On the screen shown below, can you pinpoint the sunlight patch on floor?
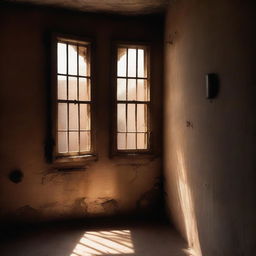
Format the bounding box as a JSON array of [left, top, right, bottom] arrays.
[[70, 230, 134, 256]]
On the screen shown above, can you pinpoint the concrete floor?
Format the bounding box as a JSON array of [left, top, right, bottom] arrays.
[[0, 220, 190, 256]]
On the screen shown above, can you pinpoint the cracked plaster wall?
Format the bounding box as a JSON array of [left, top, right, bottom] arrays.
[[0, 3, 164, 222]]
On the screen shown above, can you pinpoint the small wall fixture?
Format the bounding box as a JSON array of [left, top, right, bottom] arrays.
[[206, 73, 219, 99]]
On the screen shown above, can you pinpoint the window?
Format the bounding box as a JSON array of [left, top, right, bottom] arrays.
[[56, 37, 93, 158], [115, 44, 150, 152]]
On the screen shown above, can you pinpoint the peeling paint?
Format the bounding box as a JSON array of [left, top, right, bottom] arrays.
[[0, 5, 163, 222], [101, 199, 118, 214], [39, 201, 58, 209], [15, 205, 40, 221], [186, 121, 194, 128], [72, 197, 88, 215]]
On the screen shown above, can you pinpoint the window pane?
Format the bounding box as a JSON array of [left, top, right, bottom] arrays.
[[128, 49, 136, 77], [79, 78, 90, 101], [69, 132, 79, 152], [117, 133, 126, 149], [116, 45, 150, 152], [57, 43, 67, 74], [117, 78, 126, 100], [58, 132, 68, 153], [58, 75, 67, 100], [58, 103, 67, 130], [137, 79, 149, 101], [127, 79, 136, 101], [127, 104, 136, 132], [80, 104, 90, 130], [117, 48, 127, 77], [68, 77, 77, 100], [78, 46, 89, 76], [68, 45, 77, 75], [137, 133, 147, 149], [80, 131, 91, 152], [138, 49, 147, 78], [137, 104, 147, 132], [69, 103, 79, 130], [127, 133, 136, 149], [117, 104, 126, 132], [57, 39, 92, 156]]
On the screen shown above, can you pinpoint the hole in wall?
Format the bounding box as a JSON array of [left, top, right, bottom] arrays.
[[9, 169, 23, 183]]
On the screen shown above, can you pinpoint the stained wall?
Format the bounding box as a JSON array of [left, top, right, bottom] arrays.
[[0, 3, 164, 222], [164, 0, 256, 255]]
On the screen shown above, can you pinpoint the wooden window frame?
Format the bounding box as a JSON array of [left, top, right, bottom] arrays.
[[51, 33, 97, 164], [111, 41, 153, 156]]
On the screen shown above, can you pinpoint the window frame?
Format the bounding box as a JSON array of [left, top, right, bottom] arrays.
[[111, 41, 153, 156], [51, 33, 97, 163]]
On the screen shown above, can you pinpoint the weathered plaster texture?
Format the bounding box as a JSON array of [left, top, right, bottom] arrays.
[[164, 0, 256, 255], [0, 4, 164, 222]]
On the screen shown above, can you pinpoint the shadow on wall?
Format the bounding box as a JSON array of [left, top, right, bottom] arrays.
[[174, 150, 202, 256]]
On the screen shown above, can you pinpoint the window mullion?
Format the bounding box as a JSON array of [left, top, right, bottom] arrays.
[[135, 48, 138, 149], [66, 43, 70, 153], [77, 44, 81, 153], [125, 48, 128, 149]]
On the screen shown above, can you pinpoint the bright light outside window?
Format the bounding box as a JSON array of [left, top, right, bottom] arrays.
[[116, 45, 150, 151], [57, 38, 92, 156]]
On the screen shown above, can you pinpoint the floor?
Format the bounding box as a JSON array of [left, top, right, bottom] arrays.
[[0, 220, 190, 256]]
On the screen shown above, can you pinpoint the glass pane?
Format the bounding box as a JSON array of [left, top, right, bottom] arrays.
[[78, 46, 89, 76], [58, 103, 67, 130], [117, 48, 127, 77], [128, 48, 136, 77], [80, 104, 90, 130], [117, 104, 126, 132], [128, 79, 136, 101], [127, 133, 136, 149], [68, 44, 77, 75], [79, 78, 90, 101], [137, 104, 147, 132], [58, 75, 67, 100], [127, 104, 136, 132], [117, 133, 126, 150], [137, 133, 147, 149], [137, 79, 149, 101], [68, 77, 77, 100], [117, 78, 126, 100], [138, 49, 147, 78], [69, 132, 79, 152], [80, 131, 91, 152], [58, 132, 68, 153], [69, 103, 79, 130], [57, 43, 67, 74]]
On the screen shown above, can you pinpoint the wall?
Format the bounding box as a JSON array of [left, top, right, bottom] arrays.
[[0, 3, 164, 222], [164, 0, 256, 255]]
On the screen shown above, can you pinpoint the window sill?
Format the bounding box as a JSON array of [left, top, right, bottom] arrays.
[[53, 154, 98, 168], [110, 152, 159, 160]]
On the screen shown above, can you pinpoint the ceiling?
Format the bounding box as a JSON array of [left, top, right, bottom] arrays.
[[7, 0, 169, 15]]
